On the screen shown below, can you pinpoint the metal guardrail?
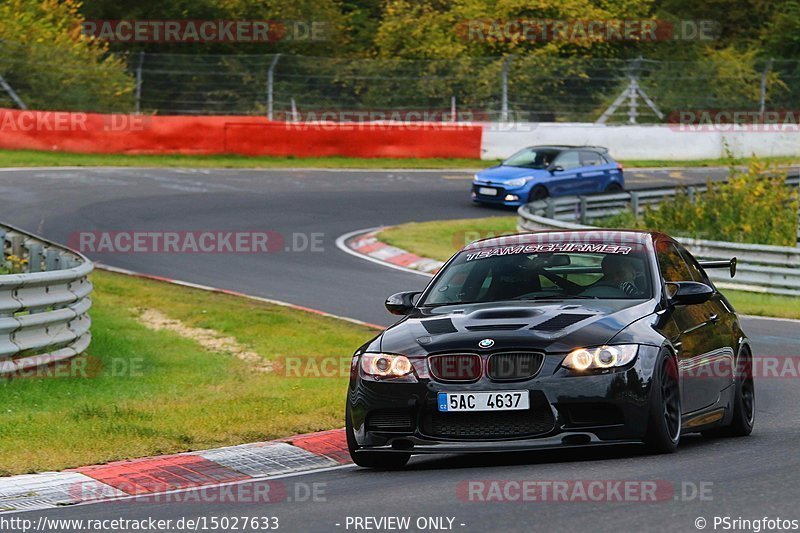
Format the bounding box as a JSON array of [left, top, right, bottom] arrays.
[[532, 176, 800, 239], [0, 223, 93, 377], [517, 176, 800, 297]]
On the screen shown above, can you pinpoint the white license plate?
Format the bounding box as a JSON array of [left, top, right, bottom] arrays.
[[438, 391, 529, 412], [478, 187, 498, 196]]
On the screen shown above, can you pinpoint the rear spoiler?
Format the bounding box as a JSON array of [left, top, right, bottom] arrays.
[[698, 258, 737, 278]]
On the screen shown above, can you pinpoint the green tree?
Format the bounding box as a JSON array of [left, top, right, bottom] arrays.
[[0, 0, 133, 111]]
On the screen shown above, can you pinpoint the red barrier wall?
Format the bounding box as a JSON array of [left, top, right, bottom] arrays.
[[0, 109, 482, 159]]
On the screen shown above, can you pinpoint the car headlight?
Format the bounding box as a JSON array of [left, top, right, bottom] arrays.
[[561, 345, 639, 371], [505, 177, 533, 188], [360, 353, 418, 382]]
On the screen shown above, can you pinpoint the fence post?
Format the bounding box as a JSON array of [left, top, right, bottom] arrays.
[[545, 198, 555, 219], [630, 191, 640, 217], [0, 74, 27, 110], [134, 51, 145, 115], [267, 53, 282, 121], [759, 58, 773, 116], [501, 56, 512, 122], [10, 235, 23, 259], [28, 244, 43, 273], [579, 197, 588, 224], [45, 249, 60, 271], [796, 178, 800, 246]]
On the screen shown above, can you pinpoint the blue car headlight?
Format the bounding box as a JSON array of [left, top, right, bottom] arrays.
[[505, 177, 534, 188]]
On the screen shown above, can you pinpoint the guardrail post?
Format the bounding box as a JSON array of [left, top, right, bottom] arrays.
[[28, 244, 43, 273], [579, 197, 588, 224], [10, 235, 23, 260], [45, 249, 61, 271], [630, 192, 640, 217], [545, 198, 555, 219], [687, 186, 695, 204]]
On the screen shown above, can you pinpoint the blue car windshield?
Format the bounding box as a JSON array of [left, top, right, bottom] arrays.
[[503, 148, 560, 169]]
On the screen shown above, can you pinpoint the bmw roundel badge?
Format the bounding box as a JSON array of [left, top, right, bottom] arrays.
[[478, 338, 495, 349]]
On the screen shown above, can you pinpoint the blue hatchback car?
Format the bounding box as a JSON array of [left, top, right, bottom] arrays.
[[472, 145, 624, 207]]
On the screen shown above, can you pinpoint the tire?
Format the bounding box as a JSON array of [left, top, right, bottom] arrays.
[[605, 182, 623, 193], [702, 349, 755, 438], [528, 186, 548, 202], [346, 402, 410, 469], [644, 349, 681, 454]]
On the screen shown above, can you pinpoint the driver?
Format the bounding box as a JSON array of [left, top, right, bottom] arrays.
[[599, 254, 641, 296]]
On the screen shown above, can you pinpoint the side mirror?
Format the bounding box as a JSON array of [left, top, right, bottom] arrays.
[[548, 165, 564, 174], [385, 291, 421, 315], [666, 281, 714, 306]]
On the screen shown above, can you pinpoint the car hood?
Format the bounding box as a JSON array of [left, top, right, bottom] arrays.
[[476, 165, 550, 183], [379, 299, 658, 356]]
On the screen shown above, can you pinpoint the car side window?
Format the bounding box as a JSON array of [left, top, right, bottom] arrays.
[[553, 150, 582, 170], [678, 247, 712, 285], [656, 241, 693, 282], [580, 151, 604, 166]]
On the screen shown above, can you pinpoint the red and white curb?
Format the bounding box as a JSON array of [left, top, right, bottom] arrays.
[[335, 227, 443, 277], [0, 429, 349, 513], [0, 266, 374, 514]]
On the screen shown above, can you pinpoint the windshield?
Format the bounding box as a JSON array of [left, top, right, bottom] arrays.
[[502, 148, 560, 169], [420, 243, 653, 306]]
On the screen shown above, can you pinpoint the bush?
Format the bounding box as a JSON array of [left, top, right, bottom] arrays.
[[596, 160, 799, 246], [0, 0, 134, 112]]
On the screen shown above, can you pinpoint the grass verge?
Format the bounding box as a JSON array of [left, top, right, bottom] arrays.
[[0, 269, 376, 476], [0, 149, 490, 170], [379, 217, 800, 320], [380, 216, 518, 261], [620, 156, 800, 168], [0, 149, 798, 170]]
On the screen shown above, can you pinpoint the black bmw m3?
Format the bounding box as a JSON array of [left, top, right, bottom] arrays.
[[346, 230, 755, 468]]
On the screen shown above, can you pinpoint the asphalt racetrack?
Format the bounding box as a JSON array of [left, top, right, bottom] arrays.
[[2, 165, 798, 532]]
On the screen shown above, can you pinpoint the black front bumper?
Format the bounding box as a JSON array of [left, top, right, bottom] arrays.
[[347, 346, 658, 454]]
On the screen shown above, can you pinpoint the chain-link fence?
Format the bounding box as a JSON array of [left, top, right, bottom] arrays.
[[1, 40, 798, 123]]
